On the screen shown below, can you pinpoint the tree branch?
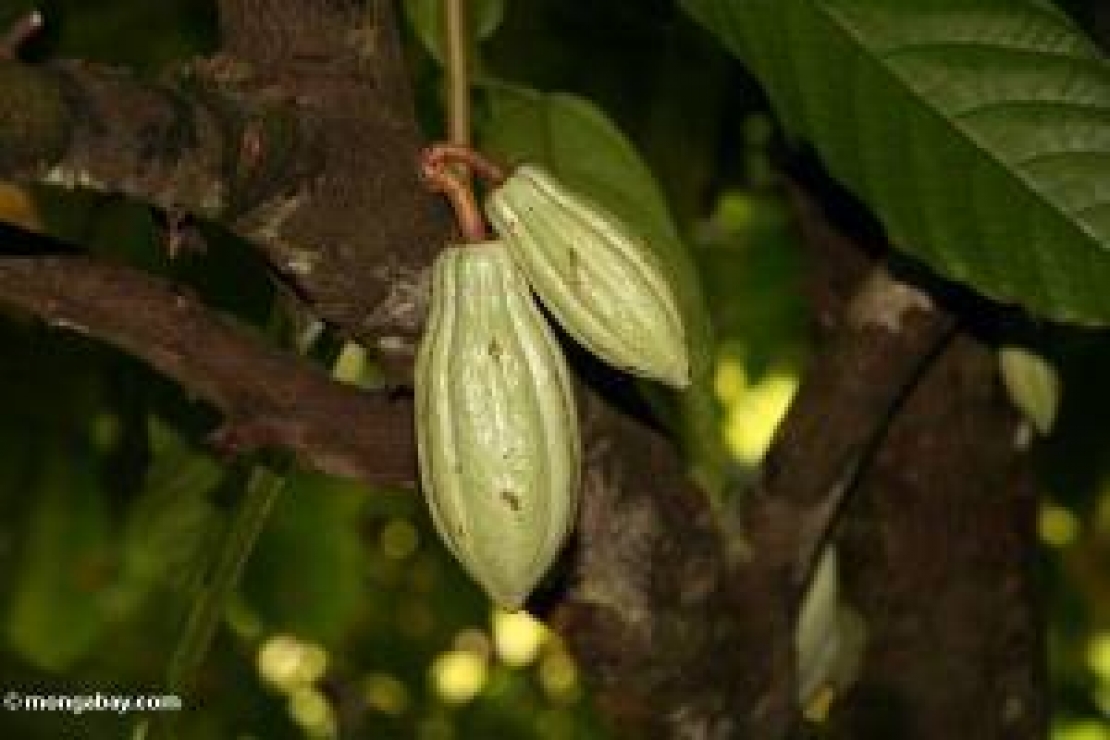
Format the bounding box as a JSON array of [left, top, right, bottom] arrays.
[[830, 333, 1047, 739], [725, 260, 957, 736], [0, 230, 415, 485], [211, 0, 453, 346], [0, 0, 452, 349], [0, 58, 284, 218]]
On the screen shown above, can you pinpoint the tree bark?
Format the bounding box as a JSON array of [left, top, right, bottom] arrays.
[[830, 333, 1047, 739], [0, 247, 416, 484]]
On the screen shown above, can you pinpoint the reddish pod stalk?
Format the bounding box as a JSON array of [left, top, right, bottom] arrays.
[[421, 143, 508, 187], [419, 156, 488, 243]]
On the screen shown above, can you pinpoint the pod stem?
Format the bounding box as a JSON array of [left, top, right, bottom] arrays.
[[420, 155, 488, 242], [443, 0, 471, 153], [422, 143, 507, 186]]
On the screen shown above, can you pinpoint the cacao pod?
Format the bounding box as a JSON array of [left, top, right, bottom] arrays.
[[415, 241, 581, 610], [485, 164, 691, 388]]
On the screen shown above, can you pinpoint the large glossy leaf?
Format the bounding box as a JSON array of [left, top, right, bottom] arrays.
[[683, 0, 1110, 324], [477, 85, 728, 494]]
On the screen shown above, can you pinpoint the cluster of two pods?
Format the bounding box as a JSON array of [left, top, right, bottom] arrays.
[[415, 164, 690, 609]]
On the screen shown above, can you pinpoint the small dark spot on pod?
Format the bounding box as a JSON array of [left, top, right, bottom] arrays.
[[500, 490, 521, 512], [567, 248, 583, 289]]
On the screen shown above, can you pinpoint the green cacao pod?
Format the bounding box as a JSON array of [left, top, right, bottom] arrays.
[[484, 164, 691, 389], [415, 241, 581, 610]]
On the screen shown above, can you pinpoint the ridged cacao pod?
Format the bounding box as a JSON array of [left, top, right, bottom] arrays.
[[415, 241, 581, 610], [485, 164, 690, 388]]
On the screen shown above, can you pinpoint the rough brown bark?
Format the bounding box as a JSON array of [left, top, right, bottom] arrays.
[[0, 0, 444, 479], [0, 250, 416, 484], [829, 333, 1047, 739], [212, 0, 452, 346], [785, 185, 1045, 738], [1, 1, 450, 347]]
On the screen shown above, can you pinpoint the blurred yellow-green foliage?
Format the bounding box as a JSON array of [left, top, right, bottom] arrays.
[[0, 1, 1109, 738]]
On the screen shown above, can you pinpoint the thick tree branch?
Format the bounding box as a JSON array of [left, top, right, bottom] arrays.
[[0, 1, 447, 481], [744, 261, 957, 576], [0, 238, 415, 485], [0, 0, 451, 349], [724, 261, 957, 736], [212, 0, 452, 346], [555, 392, 743, 738], [831, 333, 1047, 739], [0, 58, 284, 218]]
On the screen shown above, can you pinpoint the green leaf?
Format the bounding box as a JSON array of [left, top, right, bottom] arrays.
[[404, 0, 505, 63], [998, 345, 1061, 435], [683, 0, 1110, 324], [240, 473, 366, 645], [122, 419, 224, 595], [476, 84, 728, 495], [5, 451, 114, 670]]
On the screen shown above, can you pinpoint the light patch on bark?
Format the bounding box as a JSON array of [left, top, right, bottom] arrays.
[[1003, 695, 1025, 724], [49, 317, 89, 335], [199, 188, 226, 218], [349, 24, 379, 61], [573, 455, 655, 628], [376, 335, 413, 355], [849, 269, 934, 333], [668, 704, 736, 740], [283, 248, 319, 277], [1013, 420, 1034, 451], [174, 177, 226, 219], [40, 164, 108, 192], [363, 259, 430, 336], [244, 190, 308, 244]]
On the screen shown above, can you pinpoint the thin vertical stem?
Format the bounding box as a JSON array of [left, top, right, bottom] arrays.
[[443, 0, 471, 150], [137, 464, 287, 740], [165, 467, 286, 692]]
